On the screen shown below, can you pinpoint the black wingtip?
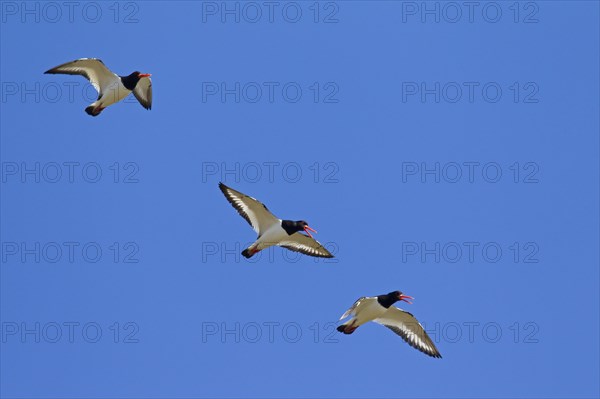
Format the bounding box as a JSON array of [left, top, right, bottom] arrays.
[[241, 249, 252, 258], [317, 250, 335, 259]]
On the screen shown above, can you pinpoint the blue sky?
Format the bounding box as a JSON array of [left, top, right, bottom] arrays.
[[1, 1, 599, 398]]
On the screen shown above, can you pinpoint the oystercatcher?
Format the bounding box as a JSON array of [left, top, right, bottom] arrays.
[[337, 291, 442, 358], [218, 182, 334, 259], [44, 58, 152, 116]]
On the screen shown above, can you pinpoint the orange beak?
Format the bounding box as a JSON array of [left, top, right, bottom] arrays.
[[399, 294, 414, 305], [304, 226, 317, 238], [139, 73, 152, 78]]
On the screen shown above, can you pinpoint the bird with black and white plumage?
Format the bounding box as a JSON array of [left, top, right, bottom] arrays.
[[44, 58, 151, 116], [218, 182, 334, 259], [337, 291, 442, 358]]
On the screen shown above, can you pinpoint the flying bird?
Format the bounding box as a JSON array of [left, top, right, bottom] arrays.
[[218, 182, 334, 259], [44, 58, 152, 116], [337, 291, 442, 358]]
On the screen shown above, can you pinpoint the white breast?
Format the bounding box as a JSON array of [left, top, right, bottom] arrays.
[[255, 221, 287, 250], [354, 300, 388, 326], [98, 80, 131, 107]]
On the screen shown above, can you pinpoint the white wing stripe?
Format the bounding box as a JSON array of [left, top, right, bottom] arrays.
[[133, 77, 152, 109], [374, 307, 442, 358], [219, 183, 279, 235], [279, 233, 334, 258], [45, 58, 118, 96]]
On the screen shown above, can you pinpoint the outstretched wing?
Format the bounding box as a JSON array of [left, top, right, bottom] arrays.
[[339, 296, 372, 320], [279, 233, 334, 258], [44, 58, 117, 98], [133, 77, 152, 109], [374, 307, 442, 358], [219, 182, 279, 235]]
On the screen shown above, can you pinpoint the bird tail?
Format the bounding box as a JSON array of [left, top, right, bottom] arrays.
[[241, 248, 252, 258], [85, 105, 102, 117], [337, 321, 357, 335], [241, 246, 259, 259]]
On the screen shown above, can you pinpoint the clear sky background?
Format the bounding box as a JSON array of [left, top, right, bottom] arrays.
[[1, 1, 599, 398]]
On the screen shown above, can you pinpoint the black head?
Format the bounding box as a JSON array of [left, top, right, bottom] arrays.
[[298, 220, 309, 229], [389, 290, 401, 298], [281, 220, 318, 237], [120, 71, 152, 90], [377, 290, 414, 308]]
